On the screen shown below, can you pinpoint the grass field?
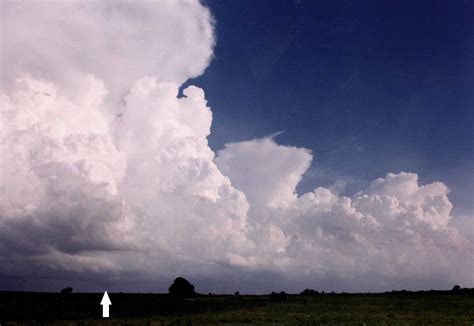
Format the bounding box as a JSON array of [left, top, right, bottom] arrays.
[[1, 291, 473, 325]]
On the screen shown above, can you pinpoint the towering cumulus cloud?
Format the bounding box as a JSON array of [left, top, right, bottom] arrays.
[[0, 0, 471, 292]]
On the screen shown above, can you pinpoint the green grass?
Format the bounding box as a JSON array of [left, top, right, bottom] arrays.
[[1, 292, 473, 325]]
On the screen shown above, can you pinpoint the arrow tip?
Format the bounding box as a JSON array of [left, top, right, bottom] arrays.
[[101, 291, 112, 305]]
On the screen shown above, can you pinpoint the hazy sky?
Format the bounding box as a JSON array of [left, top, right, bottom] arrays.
[[0, 0, 472, 293]]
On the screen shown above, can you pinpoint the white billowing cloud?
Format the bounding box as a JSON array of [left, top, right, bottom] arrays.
[[0, 0, 223, 281], [116, 77, 252, 263], [216, 138, 472, 288], [1, 0, 214, 102], [360, 172, 453, 228], [0, 0, 472, 292], [215, 138, 312, 212], [0, 77, 131, 258], [0, 73, 253, 278]]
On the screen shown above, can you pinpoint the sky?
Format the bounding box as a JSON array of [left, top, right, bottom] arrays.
[[195, 0, 473, 219], [0, 0, 472, 294]]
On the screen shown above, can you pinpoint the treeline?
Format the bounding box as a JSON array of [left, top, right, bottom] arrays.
[[60, 278, 474, 298]]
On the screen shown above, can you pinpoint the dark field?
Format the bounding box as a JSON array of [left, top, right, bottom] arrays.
[[1, 291, 473, 325]]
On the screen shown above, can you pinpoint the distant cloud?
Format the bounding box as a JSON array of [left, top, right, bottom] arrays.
[[216, 138, 312, 211], [216, 140, 471, 289], [0, 0, 471, 292]]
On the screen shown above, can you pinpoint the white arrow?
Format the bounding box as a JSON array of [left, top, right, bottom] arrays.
[[100, 291, 112, 318]]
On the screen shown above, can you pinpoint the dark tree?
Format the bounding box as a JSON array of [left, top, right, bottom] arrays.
[[60, 287, 73, 294], [300, 288, 319, 296], [269, 291, 288, 300], [452, 285, 461, 291], [168, 277, 196, 297]]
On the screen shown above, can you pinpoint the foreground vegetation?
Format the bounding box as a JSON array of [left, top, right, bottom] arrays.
[[1, 290, 473, 325]]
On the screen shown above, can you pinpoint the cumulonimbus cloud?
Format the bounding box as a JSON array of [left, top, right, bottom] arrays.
[[0, 0, 471, 292]]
